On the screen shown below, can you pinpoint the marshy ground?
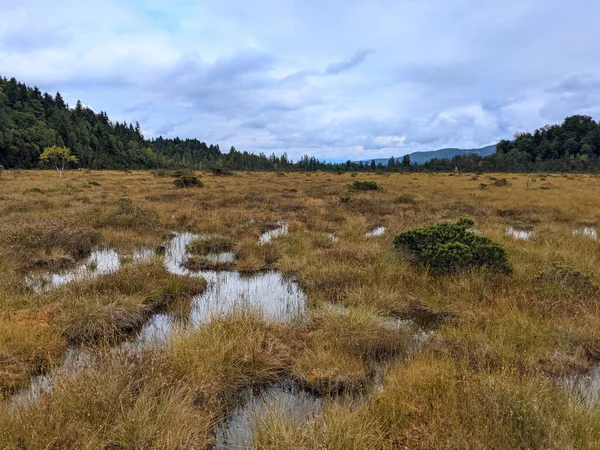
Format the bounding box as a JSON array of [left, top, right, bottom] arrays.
[[1, 170, 600, 448]]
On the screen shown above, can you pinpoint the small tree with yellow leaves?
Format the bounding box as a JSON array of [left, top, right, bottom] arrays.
[[40, 146, 78, 177]]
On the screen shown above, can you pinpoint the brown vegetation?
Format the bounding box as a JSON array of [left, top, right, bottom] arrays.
[[1, 170, 600, 448]]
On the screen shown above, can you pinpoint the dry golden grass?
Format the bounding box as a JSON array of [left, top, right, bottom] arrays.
[[0, 350, 217, 449], [0, 308, 65, 394], [1, 170, 600, 447], [168, 313, 295, 411]]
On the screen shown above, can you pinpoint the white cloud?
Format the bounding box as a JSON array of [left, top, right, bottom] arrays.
[[1, 0, 600, 160]]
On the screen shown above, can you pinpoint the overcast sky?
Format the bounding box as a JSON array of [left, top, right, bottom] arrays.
[[1, 0, 599, 161]]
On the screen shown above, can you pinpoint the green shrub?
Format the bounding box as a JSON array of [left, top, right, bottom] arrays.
[[394, 219, 511, 274], [349, 181, 380, 191], [174, 175, 203, 188], [493, 178, 511, 187], [211, 167, 234, 176]]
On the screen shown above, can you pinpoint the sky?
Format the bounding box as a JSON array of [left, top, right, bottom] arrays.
[[1, 0, 600, 161]]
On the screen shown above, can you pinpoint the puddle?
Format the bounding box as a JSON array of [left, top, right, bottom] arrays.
[[164, 232, 199, 276], [134, 313, 186, 345], [215, 380, 322, 450], [16, 230, 307, 403], [213, 306, 428, 448], [205, 252, 237, 263], [506, 226, 534, 240], [259, 221, 288, 244], [559, 367, 600, 408], [9, 348, 92, 408], [139, 270, 306, 344], [137, 232, 305, 343], [14, 227, 428, 443], [572, 227, 598, 240], [366, 227, 386, 238], [23, 231, 306, 347], [191, 271, 304, 324], [133, 247, 157, 263], [26, 248, 120, 293]]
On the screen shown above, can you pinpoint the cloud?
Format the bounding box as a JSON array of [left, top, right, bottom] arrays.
[[2, 27, 72, 53], [1, 0, 599, 160], [325, 49, 372, 75], [545, 73, 600, 95], [540, 74, 600, 121]]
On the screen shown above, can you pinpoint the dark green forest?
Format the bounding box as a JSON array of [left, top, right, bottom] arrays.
[[1, 75, 600, 173], [0, 76, 200, 170], [421, 115, 600, 173]]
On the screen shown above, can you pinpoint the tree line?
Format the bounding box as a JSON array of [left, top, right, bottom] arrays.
[[2, 75, 600, 173]]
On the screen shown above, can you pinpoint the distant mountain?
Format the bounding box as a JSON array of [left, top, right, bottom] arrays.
[[361, 145, 497, 166]]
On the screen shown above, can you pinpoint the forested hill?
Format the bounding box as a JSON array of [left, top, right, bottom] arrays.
[[361, 145, 497, 166], [0, 76, 221, 170], [423, 115, 600, 172], [2, 75, 600, 172], [497, 115, 600, 161]]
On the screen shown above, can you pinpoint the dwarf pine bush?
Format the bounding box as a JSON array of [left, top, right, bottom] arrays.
[[349, 181, 379, 191], [174, 174, 203, 188], [394, 218, 511, 274], [493, 178, 511, 187], [211, 167, 235, 176]]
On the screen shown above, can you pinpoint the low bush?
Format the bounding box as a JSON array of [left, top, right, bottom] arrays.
[[349, 181, 380, 191], [394, 219, 512, 274], [173, 174, 203, 188], [493, 178, 511, 187], [211, 167, 235, 176]]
